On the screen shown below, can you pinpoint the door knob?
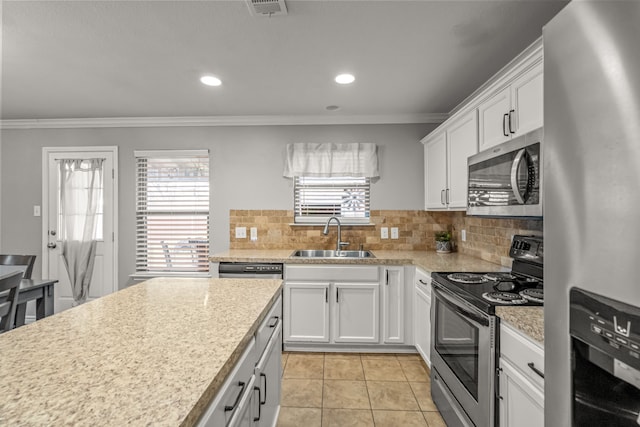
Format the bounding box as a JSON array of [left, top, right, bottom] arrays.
[[47, 242, 57, 249]]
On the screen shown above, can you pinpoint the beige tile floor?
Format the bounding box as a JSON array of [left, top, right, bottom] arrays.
[[277, 352, 447, 427]]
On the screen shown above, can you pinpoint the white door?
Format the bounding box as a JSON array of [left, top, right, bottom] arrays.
[[511, 62, 544, 138], [499, 360, 544, 427], [414, 284, 432, 367], [333, 282, 379, 343], [447, 110, 478, 208], [43, 147, 118, 313], [478, 86, 511, 151], [283, 282, 330, 343], [382, 266, 405, 344], [424, 132, 448, 209]]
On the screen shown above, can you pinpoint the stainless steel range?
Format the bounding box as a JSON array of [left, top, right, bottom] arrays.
[[430, 235, 543, 427]]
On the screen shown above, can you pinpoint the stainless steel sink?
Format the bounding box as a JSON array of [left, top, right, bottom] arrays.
[[290, 249, 375, 259]]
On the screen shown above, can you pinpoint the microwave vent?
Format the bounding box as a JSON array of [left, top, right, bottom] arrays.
[[246, 0, 288, 16]]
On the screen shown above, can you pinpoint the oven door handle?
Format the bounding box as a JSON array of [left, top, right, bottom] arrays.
[[433, 285, 490, 327]]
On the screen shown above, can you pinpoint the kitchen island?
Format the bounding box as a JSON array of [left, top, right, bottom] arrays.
[[0, 277, 282, 426]]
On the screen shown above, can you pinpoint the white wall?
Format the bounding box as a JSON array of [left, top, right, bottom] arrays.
[[0, 122, 435, 287]]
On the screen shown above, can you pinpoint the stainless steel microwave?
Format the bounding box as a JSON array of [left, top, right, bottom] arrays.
[[467, 128, 542, 217]]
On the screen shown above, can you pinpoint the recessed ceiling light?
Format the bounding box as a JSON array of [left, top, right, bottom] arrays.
[[326, 105, 340, 111], [200, 75, 222, 87], [335, 73, 355, 85]]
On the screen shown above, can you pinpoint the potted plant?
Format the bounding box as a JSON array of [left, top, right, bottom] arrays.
[[435, 230, 452, 253]]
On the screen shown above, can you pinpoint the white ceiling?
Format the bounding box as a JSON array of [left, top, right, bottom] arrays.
[[1, 0, 568, 123]]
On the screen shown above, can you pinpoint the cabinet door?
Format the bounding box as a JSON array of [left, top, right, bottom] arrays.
[[255, 322, 282, 427], [447, 110, 478, 208], [510, 62, 543, 138], [382, 266, 405, 344], [333, 282, 379, 343], [424, 132, 448, 209], [284, 282, 330, 343], [499, 359, 544, 427], [478, 86, 511, 151], [414, 284, 431, 367]]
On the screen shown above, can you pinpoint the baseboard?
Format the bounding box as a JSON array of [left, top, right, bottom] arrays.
[[283, 343, 418, 353]]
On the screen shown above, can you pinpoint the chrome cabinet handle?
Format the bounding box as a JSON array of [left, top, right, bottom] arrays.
[[510, 148, 527, 204], [446, 188, 450, 204], [440, 189, 445, 205], [527, 362, 545, 379], [508, 109, 515, 134], [503, 113, 509, 137], [47, 242, 57, 249], [325, 288, 328, 303]]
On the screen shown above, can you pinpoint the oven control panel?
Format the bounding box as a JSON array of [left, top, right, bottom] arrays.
[[509, 235, 543, 263], [570, 288, 640, 368]]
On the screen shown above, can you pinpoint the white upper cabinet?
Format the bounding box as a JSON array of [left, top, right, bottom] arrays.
[[478, 86, 512, 150], [447, 111, 479, 208], [478, 60, 543, 151], [422, 38, 543, 212], [423, 109, 478, 210], [510, 61, 544, 138], [424, 131, 447, 209]]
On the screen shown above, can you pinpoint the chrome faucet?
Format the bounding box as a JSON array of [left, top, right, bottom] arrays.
[[323, 216, 349, 252]]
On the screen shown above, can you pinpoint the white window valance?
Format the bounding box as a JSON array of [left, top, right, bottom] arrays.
[[283, 143, 379, 178]]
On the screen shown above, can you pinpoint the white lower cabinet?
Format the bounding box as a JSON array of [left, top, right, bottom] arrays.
[[198, 296, 282, 427], [284, 279, 379, 345], [382, 266, 405, 344], [283, 282, 330, 342], [498, 322, 544, 427], [498, 358, 544, 427], [413, 268, 431, 367], [333, 282, 379, 343], [284, 264, 416, 349]]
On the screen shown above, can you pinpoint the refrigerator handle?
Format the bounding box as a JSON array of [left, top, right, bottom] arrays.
[[510, 148, 528, 204]]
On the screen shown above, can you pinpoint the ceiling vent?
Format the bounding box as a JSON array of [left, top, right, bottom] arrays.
[[246, 0, 288, 16]]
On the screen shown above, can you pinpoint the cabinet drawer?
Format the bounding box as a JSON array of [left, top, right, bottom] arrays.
[[255, 296, 282, 358], [500, 322, 544, 390], [285, 265, 379, 282]]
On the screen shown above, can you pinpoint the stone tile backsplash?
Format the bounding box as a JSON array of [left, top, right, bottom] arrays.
[[229, 210, 542, 267]]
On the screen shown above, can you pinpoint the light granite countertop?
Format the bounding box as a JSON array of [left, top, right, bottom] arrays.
[[495, 306, 544, 345], [209, 249, 508, 274], [0, 277, 282, 427]]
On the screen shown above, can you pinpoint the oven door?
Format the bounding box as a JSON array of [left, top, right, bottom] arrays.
[[431, 284, 496, 427], [467, 128, 542, 217]]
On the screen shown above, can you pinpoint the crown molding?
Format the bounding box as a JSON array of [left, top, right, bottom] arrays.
[[0, 113, 448, 130]]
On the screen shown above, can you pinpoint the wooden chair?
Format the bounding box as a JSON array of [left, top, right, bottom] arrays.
[[0, 271, 23, 333], [0, 254, 37, 279]]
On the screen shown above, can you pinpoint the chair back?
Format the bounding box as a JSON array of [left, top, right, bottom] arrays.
[[0, 271, 23, 333], [0, 254, 37, 279]]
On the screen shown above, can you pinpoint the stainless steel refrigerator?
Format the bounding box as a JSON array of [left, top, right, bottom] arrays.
[[544, 1, 640, 426]]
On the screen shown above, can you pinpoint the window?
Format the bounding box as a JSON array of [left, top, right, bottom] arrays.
[[135, 150, 209, 273], [294, 176, 370, 224]]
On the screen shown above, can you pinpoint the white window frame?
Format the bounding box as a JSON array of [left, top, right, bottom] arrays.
[[293, 176, 371, 225], [134, 149, 210, 275]]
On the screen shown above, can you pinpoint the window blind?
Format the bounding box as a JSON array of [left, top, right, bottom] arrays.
[[135, 150, 209, 273], [294, 176, 370, 224]]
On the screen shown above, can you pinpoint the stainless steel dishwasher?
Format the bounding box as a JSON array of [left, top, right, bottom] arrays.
[[218, 262, 283, 279]]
